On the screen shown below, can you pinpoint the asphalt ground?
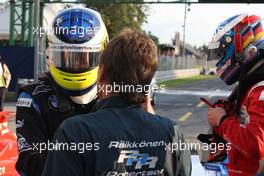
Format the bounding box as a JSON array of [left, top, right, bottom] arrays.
[[154, 78, 235, 146]]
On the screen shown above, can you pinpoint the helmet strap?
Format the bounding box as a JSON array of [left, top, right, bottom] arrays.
[[250, 57, 264, 72]]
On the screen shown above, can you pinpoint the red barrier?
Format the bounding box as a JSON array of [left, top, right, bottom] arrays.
[[0, 112, 19, 176]]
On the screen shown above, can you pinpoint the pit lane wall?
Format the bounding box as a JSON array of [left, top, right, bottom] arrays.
[[155, 69, 200, 82]]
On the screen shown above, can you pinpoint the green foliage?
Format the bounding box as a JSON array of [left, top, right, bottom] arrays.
[[82, 1, 148, 39], [145, 31, 159, 47], [158, 44, 168, 51], [158, 75, 216, 88]]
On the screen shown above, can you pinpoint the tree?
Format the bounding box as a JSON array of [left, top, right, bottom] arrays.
[[82, 1, 148, 39], [158, 44, 168, 51], [145, 31, 159, 47]]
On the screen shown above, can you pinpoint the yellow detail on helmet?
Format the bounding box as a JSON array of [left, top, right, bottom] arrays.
[[101, 31, 108, 50], [243, 35, 254, 48], [49, 64, 98, 91], [255, 31, 264, 42]]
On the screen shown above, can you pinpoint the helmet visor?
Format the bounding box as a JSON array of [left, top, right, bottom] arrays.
[[208, 46, 226, 63], [49, 50, 100, 73]]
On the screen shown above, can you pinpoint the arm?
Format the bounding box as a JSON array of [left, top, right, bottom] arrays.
[[16, 92, 48, 176], [42, 120, 85, 176], [3, 64, 11, 88], [170, 124, 191, 176], [258, 159, 264, 175], [214, 86, 264, 159]]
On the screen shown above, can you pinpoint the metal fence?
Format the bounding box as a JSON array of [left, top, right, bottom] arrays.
[[157, 55, 217, 71]]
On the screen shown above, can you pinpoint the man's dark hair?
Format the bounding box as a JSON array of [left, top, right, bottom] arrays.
[[99, 28, 158, 104]]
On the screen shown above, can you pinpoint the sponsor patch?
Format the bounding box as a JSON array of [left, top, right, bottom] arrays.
[[48, 95, 59, 111], [106, 150, 162, 175], [32, 84, 52, 95], [16, 98, 32, 108], [17, 134, 32, 153], [16, 119, 24, 129], [259, 91, 264, 101], [117, 150, 158, 169]]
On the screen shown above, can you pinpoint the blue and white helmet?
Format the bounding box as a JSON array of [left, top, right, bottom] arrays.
[[46, 7, 108, 104]]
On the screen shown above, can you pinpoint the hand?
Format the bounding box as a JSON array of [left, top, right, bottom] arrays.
[[142, 94, 156, 114], [207, 107, 226, 127], [258, 159, 264, 174]]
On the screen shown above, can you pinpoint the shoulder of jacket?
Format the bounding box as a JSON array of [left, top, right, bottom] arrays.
[[16, 91, 41, 112], [19, 80, 53, 97], [247, 80, 264, 97], [17, 81, 57, 113]]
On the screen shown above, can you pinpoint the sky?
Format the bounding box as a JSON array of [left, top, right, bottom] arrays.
[[142, 4, 264, 47]]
